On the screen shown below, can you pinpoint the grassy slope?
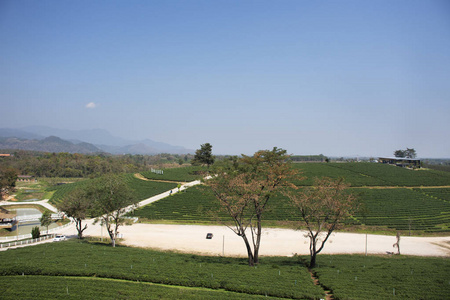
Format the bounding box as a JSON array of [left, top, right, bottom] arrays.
[[0, 240, 323, 299], [0, 276, 281, 300], [132, 185, 450, 233], [140, 166, 206, 182], [314, 254, 450, 300], [49, 174, 177, 205], [133, 163, 450, 233], [292, 162, 450, 187], [0, 240, 448, 299]]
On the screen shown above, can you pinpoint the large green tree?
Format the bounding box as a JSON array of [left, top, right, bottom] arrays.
[[57, 187, 92, 239], [206, 147, 296, 266], [89, 174, 137, 247], [192, 143, 215, 167]]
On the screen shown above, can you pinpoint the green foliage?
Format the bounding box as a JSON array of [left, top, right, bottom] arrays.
[[0, 149, 193, 179], [0, 240, 324, 299], [0, 276, 280, 300], [0, 166, 18, 198], [314, 254, 450, 299], [394, 148, 417, 158], [290, 154, 328, 162], [192, 143, 215, 167], [31, 226, 40, 239], [57, 187, 92, 239], [40, 210, 52, 229], [140, 166, 206, 182]]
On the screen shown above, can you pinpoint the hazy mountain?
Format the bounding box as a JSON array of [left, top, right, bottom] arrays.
[[99, 142, 192, 155], [1, 126, 194, 155], [21, 126, 131, 146], [0, 128, 44, 140], [0, 136, 102, 154]]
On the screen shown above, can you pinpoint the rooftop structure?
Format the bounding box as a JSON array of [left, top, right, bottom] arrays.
[[378, 157, 421, 168]]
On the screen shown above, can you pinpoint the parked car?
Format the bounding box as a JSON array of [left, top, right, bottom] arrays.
[[206, 233, 213, 239], [53, 235, 66, 242]]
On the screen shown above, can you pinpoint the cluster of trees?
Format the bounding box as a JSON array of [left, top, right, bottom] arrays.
[[207, 147, 358, 268], [0, 166, 18, 199], [394, 148, 417, 159], [0, 150, 196, 178], [58, 174, 138, 247]]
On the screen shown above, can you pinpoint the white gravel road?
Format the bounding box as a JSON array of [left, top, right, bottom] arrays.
[[56, 221, 450, 257]]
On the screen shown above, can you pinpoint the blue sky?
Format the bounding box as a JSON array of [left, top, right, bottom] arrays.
[[1, 0, 449, 157]]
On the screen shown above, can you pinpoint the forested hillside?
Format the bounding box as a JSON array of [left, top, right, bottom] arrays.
[[0, 150, 193, 178]]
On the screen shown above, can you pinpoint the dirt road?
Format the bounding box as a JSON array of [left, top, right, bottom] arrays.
[[57, 222, 450, 257]]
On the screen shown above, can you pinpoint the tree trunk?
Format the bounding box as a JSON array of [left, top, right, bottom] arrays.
[[309, 235, 317, 268], [105, 219, 116, 247], [310, 252, 317, 269], [253, 217, 262, 265], [75, 219, 87, 239], [241, 234, 255, 266]]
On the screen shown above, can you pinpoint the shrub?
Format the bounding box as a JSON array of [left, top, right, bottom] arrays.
[[31, 226, 40, 239]]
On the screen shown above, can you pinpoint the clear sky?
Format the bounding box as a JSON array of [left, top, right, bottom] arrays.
[[1, 0, 449, 157]]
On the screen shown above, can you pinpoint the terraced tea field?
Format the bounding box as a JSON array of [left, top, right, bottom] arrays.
[[49, 174, 177, 205], [1, 240, 448, 299], [133, 163, 450, 233], [292, 162, 450, 186], [140, 166, 206, 182]]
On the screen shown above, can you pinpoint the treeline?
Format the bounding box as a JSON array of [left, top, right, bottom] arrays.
[[0, 149, 195, 178], [290, 154, 328, 162]]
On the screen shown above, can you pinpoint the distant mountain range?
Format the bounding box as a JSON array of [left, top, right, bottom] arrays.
[[0, 127, 194, 155]]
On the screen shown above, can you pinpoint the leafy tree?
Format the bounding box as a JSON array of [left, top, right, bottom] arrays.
[[89, 174, 137, 247], [57, 187, 91, 239], [31, 226, 40, 239], [284, 177, 357, 268], [0, 167, 18, 199], [405, 148, 417, 159], [192, 143, 215, 167], [206, 147, 296, 266], [394, 150, 406, 158], [394, 148, 417, 158], [40, 210, 52, 235]]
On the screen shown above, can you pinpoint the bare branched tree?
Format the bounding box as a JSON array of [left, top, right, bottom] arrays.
[[284, 177, 358, 268], [207, 147, 297, 266], [89, 174, 137, 247]]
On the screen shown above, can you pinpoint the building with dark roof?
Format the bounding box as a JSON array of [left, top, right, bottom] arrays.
[[378, 157, 421, 168]]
